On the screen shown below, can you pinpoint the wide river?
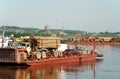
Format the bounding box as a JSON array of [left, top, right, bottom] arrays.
[[0, 45, 120, 79]]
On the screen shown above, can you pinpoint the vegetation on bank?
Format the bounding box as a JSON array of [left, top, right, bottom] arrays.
[[0, 26, 120, 38]]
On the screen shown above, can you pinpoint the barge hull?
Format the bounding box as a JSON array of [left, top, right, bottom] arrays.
[[26, 55, 96, 66]]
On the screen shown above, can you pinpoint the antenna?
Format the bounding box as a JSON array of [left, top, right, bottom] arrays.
[[0, 21, 8, 47], [1, 23, 6, 38], [2, 26, 5, 38], [62, 22, 64, 32], [1, 25, 6, 48]]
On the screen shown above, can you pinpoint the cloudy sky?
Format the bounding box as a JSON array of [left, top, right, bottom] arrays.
[[0, 0, 120, 32]]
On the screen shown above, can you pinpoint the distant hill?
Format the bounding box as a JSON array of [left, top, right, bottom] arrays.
[[0, 26, 40, 32], [0, 26, 86, 37], [1, 26, 119, 38], [0, 25, 85, 34]]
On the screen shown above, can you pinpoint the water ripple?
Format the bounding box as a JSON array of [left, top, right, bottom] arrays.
[[100, 69, 120, 73]]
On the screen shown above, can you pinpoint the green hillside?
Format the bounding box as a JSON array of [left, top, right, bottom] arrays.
[[0, 26, 120, 38], [0, 26, 85, 37]]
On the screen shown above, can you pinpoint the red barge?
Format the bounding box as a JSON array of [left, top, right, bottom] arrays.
[[0, 36, 103, 66]]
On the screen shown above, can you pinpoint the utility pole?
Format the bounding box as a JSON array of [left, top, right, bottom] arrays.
[[62, 22, 64, 32]]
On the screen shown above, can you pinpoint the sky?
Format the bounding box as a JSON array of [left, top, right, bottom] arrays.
[[0, 0, 120, 32]]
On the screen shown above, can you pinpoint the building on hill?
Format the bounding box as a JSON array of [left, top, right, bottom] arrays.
[[59, 31, 67, 35], [44, 25, 50, 34]]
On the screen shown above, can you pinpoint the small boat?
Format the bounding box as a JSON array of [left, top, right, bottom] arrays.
[[97, 53, 104, 57], [0, 36, 103, 66]]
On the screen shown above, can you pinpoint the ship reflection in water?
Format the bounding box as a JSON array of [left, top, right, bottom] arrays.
[[0, 59, 103, 79]]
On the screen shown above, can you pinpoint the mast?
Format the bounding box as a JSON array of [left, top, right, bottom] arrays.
[[2, 26, 5, 38], [62, 22, 64, 32], [93, 38, 96, 55], [1, 25, 6, 48]]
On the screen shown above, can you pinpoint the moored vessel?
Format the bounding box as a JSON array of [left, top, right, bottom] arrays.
[[0, 36, 103, 66]]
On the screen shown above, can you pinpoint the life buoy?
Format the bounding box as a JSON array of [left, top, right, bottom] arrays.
[[58, 51, 63, 57], [89, 38, 94, 42], [42, 51, 47, 58], [79, 38, 83, 42], [76, 38, 79, 42], [20, 53, 24, 60], [20, 52, 27, 61], [79, 51, 83, 55], [32, 53, 36, 60], [69, 37, 74, 41], [54, 50, 59, 57], [36, 52, 41, 59], [100, 38, 104, 42], [84, 38, 88, 42], [46, 52, 50, 59]]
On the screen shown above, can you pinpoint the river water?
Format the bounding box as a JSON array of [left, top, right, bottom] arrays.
[[0, 45, 120, 79]]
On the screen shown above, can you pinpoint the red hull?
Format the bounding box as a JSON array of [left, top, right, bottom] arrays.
[[25, 55, 97, 66]]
